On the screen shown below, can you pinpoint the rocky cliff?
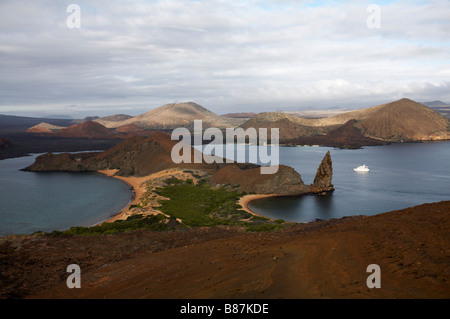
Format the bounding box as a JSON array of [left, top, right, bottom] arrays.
[[209, 164, 311, 195], [311, 151, 334, 193]]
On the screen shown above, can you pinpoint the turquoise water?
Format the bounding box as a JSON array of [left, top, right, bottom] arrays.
[[0, 154, 133, 236], [196, 142, 450, 223]]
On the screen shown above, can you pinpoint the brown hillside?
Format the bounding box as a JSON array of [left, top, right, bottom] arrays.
[[6, 201, 448, 299], [309, 98, 450, 141], [90, 132, 224, 176], [53, 121, 120, 139], [24, 132, 217, 176], [27, 127, 52, 134], [240, 112, 335, 141], [92, 132, 209, 176], [96, 102, 245, 130], [100, 114, 133, 122], [115, 123, 144, 133], [355, 99, 450, 141], [222, 112, 257, 119], [115, 124, 172, 138], [285, 119, 385, 148], [26, 122, 66, 133], [243, 99, 450, 142]]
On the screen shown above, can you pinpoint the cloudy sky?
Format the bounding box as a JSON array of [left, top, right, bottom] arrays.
[[0, 0, 449, 118]]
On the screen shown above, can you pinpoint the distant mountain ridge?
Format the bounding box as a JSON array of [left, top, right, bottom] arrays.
[[27, 122, 66, 133], [284, 119, 385, 148], [5, 98, 450, 145], [240, 112, 334, 141], [95, 102, 245, 130], [222, 112, 257, 119], [53, 121, 120, 139], [282, 108, 354, 119], [239, 98, 449, 144], [0, 114, 73, 133], [421, 100, 449, 107], [314, 98, 449, 141], [99, 114, 133, 122]]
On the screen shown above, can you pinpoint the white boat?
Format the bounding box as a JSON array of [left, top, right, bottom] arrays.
[[353, 164, 370, 172]]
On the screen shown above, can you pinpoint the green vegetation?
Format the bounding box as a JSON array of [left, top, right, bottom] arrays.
[[154, 178, 248, 227], [341, 145, 361, 149], [154, 177, 284, 231], [245, 223, 283, 232], [46, 214, 167, 236]]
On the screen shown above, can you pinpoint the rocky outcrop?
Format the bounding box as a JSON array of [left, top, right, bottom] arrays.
[[22, 152, 100, 172], [210, 164, 311, 195], [311, 151, 334, 193]]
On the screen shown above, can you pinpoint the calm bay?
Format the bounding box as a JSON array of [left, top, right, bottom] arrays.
[[0, 154, 133, 236]]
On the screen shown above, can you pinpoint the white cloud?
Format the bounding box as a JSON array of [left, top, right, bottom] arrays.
[[0, 0, 449, 117]]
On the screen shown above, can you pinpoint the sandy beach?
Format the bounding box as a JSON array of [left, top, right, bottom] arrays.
[[97, 169, 152, 222], [238, 194, 279, 219]]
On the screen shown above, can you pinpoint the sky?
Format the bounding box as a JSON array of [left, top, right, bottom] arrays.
[[0, 0, 449, 118]]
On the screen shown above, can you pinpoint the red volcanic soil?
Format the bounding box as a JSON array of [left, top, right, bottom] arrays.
[[115, 124, 169, 137], [26, 127, 53, 134], [53, 121, 120, 139], [1, 201, 448, 299], [115, 123, 144, 133], [285, 119, 385, 148]]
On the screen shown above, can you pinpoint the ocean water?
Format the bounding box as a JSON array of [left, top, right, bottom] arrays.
[[196, 142, 450, 223], [0, 154, 133, 236]]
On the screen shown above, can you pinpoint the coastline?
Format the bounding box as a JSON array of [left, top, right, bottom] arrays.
[[238, 194, 279, 220], [97, 169, 151, 223]]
